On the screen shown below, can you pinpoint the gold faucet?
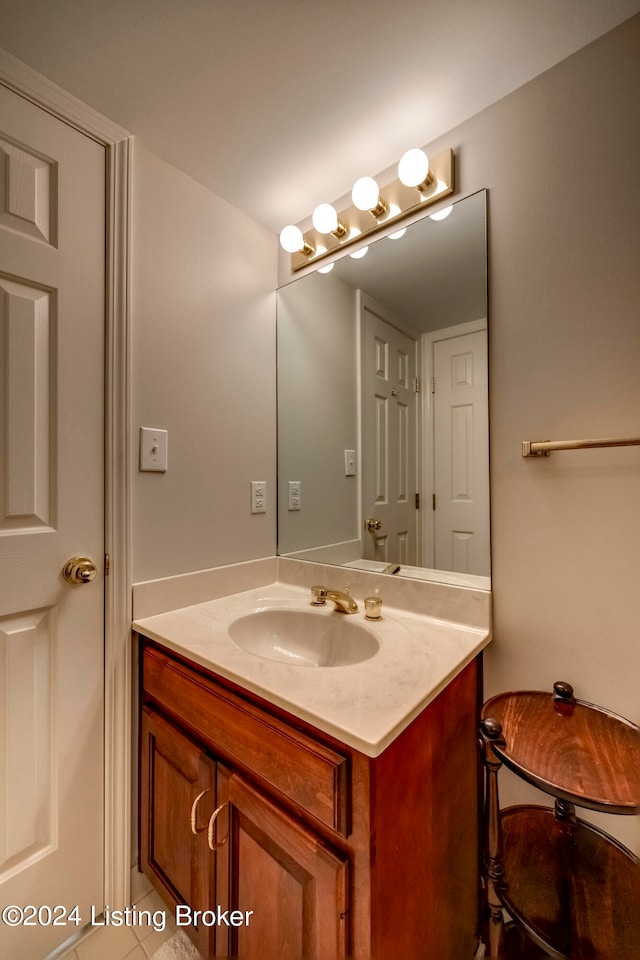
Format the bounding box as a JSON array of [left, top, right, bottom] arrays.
[[310, 585, 358, 614]]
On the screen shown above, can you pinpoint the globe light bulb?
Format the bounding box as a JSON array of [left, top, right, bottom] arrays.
[[349, 246, 368, 260], [318, 262, 334, 274], [352, 177, 380, 212], [398, 148, 430, 188], [388, 227, 407, 240], [312, 203, 339, 234], [429, 205, 453, 221], [279, 224, 305, 253]]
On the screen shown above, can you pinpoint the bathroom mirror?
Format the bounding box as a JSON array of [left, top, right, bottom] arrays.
[[277, 189, 490, 588]]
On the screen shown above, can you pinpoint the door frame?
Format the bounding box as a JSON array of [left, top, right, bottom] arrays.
[[0, 49, 133, 907], [420, 317, 487, 570]]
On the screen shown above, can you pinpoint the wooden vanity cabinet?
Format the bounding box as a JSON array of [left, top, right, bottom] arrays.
[[138, 637, 481, 959], [140, 706, 218, 957]]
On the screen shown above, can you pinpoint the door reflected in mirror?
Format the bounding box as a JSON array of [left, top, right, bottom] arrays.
[[277, 189, 490, 588]]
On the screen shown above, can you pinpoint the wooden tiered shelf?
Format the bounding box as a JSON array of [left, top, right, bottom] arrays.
[[479, 682, 640, 960]]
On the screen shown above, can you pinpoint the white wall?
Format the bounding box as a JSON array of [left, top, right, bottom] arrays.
[[131, 144, 277, 583]]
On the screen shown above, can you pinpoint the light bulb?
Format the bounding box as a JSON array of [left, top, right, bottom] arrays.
[[312, 203, 339, 234], [386, 204, 406, 238], [349, 246, 368, 259], [279, 225, 304, 253], [398, 148, 430, 188], [429, 205, 453, 221], [318, 262, 334, 274], [352, 177, 380, 211]]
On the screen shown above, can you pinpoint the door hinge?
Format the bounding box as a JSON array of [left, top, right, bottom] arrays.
[[105, 553, 111, 576], [431, 377, 435, 394], [413, 376, 421, 393], [415, 493, 420, 509], [432, 493, 436, 511]]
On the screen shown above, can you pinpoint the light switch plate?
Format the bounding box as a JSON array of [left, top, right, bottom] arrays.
[[344, 449, 356, 476], [139, 427, 168, 472]]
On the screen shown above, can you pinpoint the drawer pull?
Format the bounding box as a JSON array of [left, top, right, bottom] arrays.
[[207, 801, 229, 851], [190, 789, 210, 835]]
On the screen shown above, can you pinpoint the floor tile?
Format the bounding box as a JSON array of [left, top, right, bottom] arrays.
[[75, 922, 139, 960], [124, 946, 147, 960]]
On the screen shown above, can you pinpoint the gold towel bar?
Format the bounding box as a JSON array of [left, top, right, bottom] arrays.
[[522, 436, 640, 457]]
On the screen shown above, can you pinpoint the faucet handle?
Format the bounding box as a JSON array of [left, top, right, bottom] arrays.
[[310, 585, 328, 605], [364, 596, 383, 620]]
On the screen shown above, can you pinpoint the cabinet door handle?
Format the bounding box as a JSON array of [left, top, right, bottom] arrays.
[[190, 789, 210, 835], [207, 801, 229, 851]]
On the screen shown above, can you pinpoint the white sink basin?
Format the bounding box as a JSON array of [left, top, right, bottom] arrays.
[[229, 608, 379, 667]]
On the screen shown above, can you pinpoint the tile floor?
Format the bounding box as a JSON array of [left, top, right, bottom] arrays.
[[55, 888, 197, 960]]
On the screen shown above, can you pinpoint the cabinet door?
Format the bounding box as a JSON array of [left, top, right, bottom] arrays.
[[139, 707, 218, 957], [215, 765, 349, 959]]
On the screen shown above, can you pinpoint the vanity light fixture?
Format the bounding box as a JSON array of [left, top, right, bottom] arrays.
[[280, 146, 454, 270], [311, 203, 349, 239]]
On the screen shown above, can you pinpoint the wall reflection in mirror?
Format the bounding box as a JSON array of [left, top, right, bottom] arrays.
[[277, 189, 490, 589]]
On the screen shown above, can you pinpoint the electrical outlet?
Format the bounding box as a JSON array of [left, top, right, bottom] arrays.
[[288, 481, 301, 511], [251, 481, 266, 514]]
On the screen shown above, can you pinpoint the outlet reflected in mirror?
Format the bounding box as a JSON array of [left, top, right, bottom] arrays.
[[277, 190, 490, 589]]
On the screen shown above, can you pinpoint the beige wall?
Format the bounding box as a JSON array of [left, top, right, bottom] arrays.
[[449, 16, 640, 849], [131, 144, 277, 583]]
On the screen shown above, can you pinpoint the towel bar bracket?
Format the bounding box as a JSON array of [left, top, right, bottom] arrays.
[[522, 441, 550, 457]]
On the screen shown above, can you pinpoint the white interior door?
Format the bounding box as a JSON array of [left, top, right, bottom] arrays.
[[361, 296, 418, 565], [433, 329, 490, 575], [0, 85, 105, 959]]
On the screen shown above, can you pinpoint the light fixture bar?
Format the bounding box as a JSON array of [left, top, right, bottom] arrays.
[[289, 147, 454, 271]]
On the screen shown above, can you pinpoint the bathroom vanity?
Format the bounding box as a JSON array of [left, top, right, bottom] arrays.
[[134, 579, 491, 959]]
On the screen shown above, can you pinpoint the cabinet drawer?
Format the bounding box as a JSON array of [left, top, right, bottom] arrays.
[[141, 643, 349, 836]]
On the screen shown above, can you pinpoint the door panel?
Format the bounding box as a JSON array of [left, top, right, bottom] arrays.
[[433, 329, 489, 575], [362, 298, 418, 564], [0, 84, 105, 959], [217, 766, 349, 959]]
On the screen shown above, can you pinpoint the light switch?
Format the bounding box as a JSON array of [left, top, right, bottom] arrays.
[[344, 449, 356, 476], [288, 481, 301, 511], [140, 427, 168, 472], [251, 481, 266, 514]]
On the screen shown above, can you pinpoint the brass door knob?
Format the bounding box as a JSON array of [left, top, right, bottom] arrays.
[[366, 517, 382, 532], [63, 556, 97, 584]]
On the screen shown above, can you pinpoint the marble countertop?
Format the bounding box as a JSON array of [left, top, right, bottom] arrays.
[[133, 581, 491, 757]]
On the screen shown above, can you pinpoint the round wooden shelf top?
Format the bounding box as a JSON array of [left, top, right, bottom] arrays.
[[481, 683, 640, 813]]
